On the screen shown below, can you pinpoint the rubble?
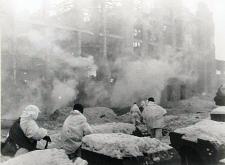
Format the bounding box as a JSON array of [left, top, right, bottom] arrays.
[[166, 95, 216, 114], [47, 107, 119, 127], [82, 133, 172, 159], [175, 119, 225, 145], [1, 149, 74, 165], [91, 122, 135, 134], [0, 96, 215, 163], [84, 107, 119, 124], [211, 106, 225, 114]]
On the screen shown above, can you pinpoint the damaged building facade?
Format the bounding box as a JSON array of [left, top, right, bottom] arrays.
[[1, 0, 216, 110]]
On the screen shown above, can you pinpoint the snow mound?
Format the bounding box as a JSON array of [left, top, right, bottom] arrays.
[[0, 155, 11, 163], [211, 106, 225, 114], [82, 133, 172, 159], [167, 96, 216, 114], [117, 113, 131, 123], [164, 113, 206, 132], [84, 107, 119, 124], [41, 123, 135, 150], [48, 107, 119, 125], [91, 122, 135, 134], [175, 119, 225, 145], [220, 158, 225, 164], [1, 149, 73, 165]]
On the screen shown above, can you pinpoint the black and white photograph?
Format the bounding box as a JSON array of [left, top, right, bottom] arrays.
[[1, 0, 225, 165]]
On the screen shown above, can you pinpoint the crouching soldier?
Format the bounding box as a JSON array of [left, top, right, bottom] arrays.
[[139, 100, 146, 113], [214, 84, 225, 106], [130, 103, 142, 126], [61, 104, 92, 160], [3, 105, 51, 156]]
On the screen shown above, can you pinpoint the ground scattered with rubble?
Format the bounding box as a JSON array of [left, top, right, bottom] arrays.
[[1, 95, 216, 163]]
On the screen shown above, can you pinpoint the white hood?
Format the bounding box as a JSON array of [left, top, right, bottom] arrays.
[[20, 105, 47, 140], [20, 105, 40, 120]]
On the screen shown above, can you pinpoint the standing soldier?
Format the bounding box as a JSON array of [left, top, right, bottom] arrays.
[[142, 97, 167, 138]]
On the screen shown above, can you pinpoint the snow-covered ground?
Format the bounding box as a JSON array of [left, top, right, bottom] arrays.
[[1, 148, 87, 165], [1, 95, 216, 163]]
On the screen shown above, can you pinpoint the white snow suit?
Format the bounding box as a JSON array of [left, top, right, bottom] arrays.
[[20, 105, 48, 140], [130, 104, 142, 125], [61, 110, 92, 154], [12, 105, 48, 155], [140, 101, 146, 108], [139, 100, 147, 113], [142, 102, 167, 137]]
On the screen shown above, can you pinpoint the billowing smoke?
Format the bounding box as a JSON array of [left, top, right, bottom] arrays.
[[81, 43, 198, 108], [1, 0, 202, 119], [84, 80, 110, 107], [2, 27, 194, 118], [1, 25, 198, 119], [110, 58, 178, 107], [1, 26, 98, 118], [51, 79, 79, 112]]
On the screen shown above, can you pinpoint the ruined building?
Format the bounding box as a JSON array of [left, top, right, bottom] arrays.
[[1, 0, 216, 110]]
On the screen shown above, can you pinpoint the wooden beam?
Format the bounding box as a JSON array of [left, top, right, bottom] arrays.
[[18, 19, 95, 35], [77, 31, 82, 56], [17, 19, 123, 39]]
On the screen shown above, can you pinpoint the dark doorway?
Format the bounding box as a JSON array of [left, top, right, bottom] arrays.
[[167, 85, 173, 101], [180, 85, 186, 100]]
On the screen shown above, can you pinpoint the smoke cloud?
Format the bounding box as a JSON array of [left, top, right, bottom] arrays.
[[1, 0, 202, 119], [110, 58, 178, 107], [84, 80, 110, 107], [2, 27, 197, 118], [51, 79, 79, 112], [1, 25, 98, 118]]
